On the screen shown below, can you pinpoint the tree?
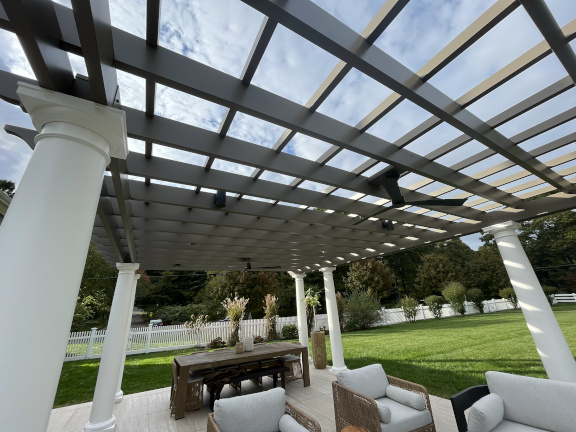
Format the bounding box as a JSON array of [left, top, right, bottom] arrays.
[[434, 238, 474, 271], [462, 247, 509, 298], [414, 254, 458, 299], [384, 244, 435, 299], [519, 211, 576, 290], [344, 258, 395, 300], [0, 179, 15, 198]]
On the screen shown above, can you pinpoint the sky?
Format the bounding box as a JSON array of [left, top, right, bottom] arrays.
[[1, 0, 575, 252]]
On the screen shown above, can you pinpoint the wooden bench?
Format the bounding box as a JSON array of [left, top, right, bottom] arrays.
[[208, 364, 290, 410]]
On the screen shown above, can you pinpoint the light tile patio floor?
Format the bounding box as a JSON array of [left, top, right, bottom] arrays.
[[49, 365, 458, 432]]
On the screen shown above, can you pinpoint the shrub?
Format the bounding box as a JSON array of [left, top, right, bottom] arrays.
[[207, 337, 226, 349], [542, 286, 558, 306], [400, 296, 419, 323], [344, 322, 357, 332], [281, 324, 298, 340], [467, 288, 485, 314], [500, 287, 518, 309], [424, 295, 444, 319], [443, 281, 467, 315], [253, 335, 265, 344], [345, 290, 382, 330]]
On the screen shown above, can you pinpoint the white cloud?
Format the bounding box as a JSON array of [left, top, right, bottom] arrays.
[[283, 133, 332, 161], [251, 25, 339, 106], [227, 112, 285, 148], [0, 29, 35, 80], [375, 0, 496, 72], [367, 98, 431, 142], [158, 0, 262, 78], [155, 84, 226, 131]]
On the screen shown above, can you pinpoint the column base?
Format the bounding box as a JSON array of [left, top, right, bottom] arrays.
[[329, 365, 348, 374], [84, 416, 116, 432], [114, 390, 123, 403]]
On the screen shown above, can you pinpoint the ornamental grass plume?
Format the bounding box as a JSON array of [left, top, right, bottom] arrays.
[[264, 294, 278, 341], [222, 294, 249, 346]]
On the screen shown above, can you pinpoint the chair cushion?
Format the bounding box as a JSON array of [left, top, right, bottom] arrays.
[[491, 420, 550, 432], [375, 400, 392, 423], [214, 387, 285, 432], [279, 414, 308, 432], [385, 385, 426, 411], [467, 393, 504, 432], [375, 397, 432, 432], [486, 371, 576, 432], [336, 364, 389, 399]]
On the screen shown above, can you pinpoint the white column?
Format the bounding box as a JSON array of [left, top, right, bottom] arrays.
[[0, 83, 127, 432], [320, 267, 347, 373], [484, 221, 576, 382], [115, 273, 141, 403], [85, 263, 139, 431], [288, 272, 309, 354]]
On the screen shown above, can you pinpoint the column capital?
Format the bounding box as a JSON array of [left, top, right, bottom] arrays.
[[483, 221, 520, 239], [288, 271, 306, 280], [133, 274, 142, 282], [116, 263, 139, 273], [16, 82, 128, 161], [320, 266, 336, 274]]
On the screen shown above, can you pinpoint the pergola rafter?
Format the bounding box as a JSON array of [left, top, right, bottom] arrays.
[[0, 0, 574, 272]]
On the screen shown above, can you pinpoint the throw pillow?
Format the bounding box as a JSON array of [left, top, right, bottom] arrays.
[[467, 393, 504, 432], [375, 400, 392, 423], [214, 387, 285, 432], [279, 414, 308, 432], [385, 385, 426, 411], [336, 364, 389, 399]]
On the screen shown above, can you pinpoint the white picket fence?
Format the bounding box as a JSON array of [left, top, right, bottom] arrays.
[[63, 298, 513, 361], [554, 293, 576, 303]]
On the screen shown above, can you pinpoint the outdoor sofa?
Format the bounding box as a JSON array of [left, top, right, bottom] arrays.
[[207, 387, 321, 432], [450, 371, 576, 432], [332, 364, 436, 432]]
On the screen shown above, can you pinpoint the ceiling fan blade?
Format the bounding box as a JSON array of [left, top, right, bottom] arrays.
[[404, 198, 467, 207], [381, 176, 404, 205]]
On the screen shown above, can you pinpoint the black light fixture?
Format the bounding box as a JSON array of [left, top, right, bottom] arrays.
[[214, 190, 226, 208], [245, 262, 252, 270], [382, 220, 394, 231]]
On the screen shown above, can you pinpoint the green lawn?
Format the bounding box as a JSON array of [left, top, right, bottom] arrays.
[[327, 303, 576, 398], [54, 304, 576, 407]]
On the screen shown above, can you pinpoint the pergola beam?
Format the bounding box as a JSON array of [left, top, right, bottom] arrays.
[[242, 0, 574, 194]]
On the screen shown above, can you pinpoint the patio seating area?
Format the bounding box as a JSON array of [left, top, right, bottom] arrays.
[[48, 364, 459, 432]]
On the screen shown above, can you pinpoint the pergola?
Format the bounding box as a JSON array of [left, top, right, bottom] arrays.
[[0, 0, 576, 431]]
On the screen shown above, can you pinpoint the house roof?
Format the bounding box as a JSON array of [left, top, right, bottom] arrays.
[[1, 0, 575, 272]]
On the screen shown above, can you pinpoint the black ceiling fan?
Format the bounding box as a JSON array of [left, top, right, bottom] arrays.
[[227, 258, 281, 271], [354, 170, 467, 225]]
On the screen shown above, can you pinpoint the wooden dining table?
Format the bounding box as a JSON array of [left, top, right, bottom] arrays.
[[173, 342, 310, 419]]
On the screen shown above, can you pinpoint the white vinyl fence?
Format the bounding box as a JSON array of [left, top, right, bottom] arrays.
[[554, 293, 576, 303], [63, 298, 514, 361]]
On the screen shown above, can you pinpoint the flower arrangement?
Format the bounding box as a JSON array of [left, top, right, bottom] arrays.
[[303, 287, 321, 336], [264, 294, 278, 341]]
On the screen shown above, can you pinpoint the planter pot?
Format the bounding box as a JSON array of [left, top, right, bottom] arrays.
[[311, 331, 327, 369]]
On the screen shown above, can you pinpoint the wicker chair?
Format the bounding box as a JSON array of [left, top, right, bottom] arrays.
[[332, 375, 436, 432]]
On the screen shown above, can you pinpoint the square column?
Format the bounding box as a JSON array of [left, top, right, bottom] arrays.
[[320, 267, 347, 373], [85, 263, 139, 431], [484, 221, 576, 382], [0, 83, 127, 432], [288, 272, 310, 354]]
